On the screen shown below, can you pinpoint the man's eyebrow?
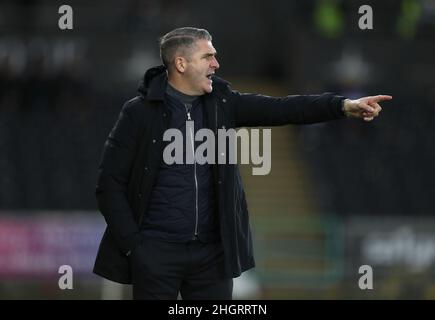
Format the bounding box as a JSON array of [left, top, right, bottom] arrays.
[[201, 52, 217, 58]]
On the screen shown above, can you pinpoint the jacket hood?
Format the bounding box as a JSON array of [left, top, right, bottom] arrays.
[[137, 65, 167, 99], [138, 65, 230, 101]]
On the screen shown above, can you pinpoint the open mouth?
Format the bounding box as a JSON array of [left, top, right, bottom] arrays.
[[206, 73, 214, 80]]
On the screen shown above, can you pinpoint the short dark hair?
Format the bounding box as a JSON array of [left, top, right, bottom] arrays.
[[159, 27, 212, 70]]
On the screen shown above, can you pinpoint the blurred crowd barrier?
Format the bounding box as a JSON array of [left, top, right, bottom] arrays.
[[0, 211, 103, 278], [1, 212, 435, 299]]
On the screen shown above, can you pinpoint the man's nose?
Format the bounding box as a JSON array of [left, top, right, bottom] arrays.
[[211, 57, 220, 70]]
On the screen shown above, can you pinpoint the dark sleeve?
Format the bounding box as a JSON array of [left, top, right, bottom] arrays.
[[95, 101, 143, 255], [233, 90, 347, 127]]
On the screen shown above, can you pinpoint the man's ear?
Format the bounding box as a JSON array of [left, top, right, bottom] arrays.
[[174, 57, 186, 73]]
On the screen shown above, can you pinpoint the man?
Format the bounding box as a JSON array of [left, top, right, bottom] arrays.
[[93, 27, 392, 299]]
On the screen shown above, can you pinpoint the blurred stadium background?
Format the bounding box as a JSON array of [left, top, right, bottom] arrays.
[[1, 0, 435, 299]]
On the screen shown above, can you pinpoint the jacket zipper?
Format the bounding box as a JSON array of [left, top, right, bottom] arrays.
[[214, 101, 219, 216], [215, 102, 218, 136], [186, 106, 199, 239]]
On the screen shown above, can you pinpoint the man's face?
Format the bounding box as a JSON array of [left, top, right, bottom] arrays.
[[182, 39, 220, 95]]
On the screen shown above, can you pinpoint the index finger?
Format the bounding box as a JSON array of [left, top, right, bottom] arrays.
[[372, 95, 393, 102]]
